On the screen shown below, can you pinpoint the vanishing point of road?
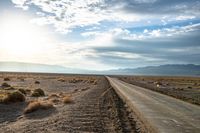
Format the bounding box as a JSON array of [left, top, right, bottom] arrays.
[[107, 77, 200, 133]]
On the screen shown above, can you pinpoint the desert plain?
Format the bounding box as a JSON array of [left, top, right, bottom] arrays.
[[0, 72, 200, 133]]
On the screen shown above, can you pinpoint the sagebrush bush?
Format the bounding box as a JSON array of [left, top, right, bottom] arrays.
[[24, 100, 54, 114], [2, 91, 25, 103], [63, 96, 73, 104], [4, 77, 10, 81], [25, 89, 31, 94], [35, 81, 40, 84], [18, 88, 26, 95], [49, 93, 60, 98], [58, 78, 65, 82], [1, 82, 11, 88], [31, 88, 45, 97]]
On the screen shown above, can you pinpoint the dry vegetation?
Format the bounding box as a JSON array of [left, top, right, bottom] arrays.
[[63, 96, 73, 104], [31, 88, 45, 97], [58, 78, 65, 82], [34, 81, 40, 84], [24, 100, 54, 114], [4, 77, 10, 81], [0, 91, 25, 103], [18, 88, 26, 95], [1, 82, 11, 88], [0, 73, 99, 120], [118, 76, 200, 105]]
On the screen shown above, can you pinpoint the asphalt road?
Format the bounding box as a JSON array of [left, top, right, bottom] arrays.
[[107, 77, 200, 133]]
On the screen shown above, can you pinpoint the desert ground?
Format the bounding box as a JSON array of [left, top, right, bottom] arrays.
[[116, 76, 200, 105], [1, 72, 200, 133], [0, 72, 142, 133]]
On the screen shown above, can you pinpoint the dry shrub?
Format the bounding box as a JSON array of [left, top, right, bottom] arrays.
[[18, 88, 26, 95], [58, 78, 65, 82], [24, 100, 54, 114], [0, 93, 7, 103], [4, 77, 10, 81], [69, 78, 82, 83], [25, 89, 31, 94], [93, 80, 97, 85], [2, 91, 25, 103], [81, 87, 90, 91], [50, 98, 60, 104], [20, 78, 25, 82], [59, 92, 64, 97], [1, 82, 11, 88], [63, 96, 73, 104], [73, 89, 79, 92], [48, 93, 61, 104], [4, 87, 15, 90], [35, 81, 40, 84], [49, 93, 60, 98], [31, 88, 45, 97]]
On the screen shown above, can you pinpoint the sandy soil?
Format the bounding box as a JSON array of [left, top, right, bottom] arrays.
[[116, 76, 200, 105], [0, 72, 142, 133]]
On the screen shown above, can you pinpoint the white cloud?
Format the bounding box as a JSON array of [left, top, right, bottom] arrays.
[[11, 0, 140, 34], [143, 29, 148, 33], [12, 0, 28, 10], [176, 15, 196, 21], [81, 23, 200, 42], [134, 0, 157, 4]]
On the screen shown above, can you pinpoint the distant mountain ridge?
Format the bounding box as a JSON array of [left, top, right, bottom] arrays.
[[0, 62, 199, 76], [105, 64, 200, 76], [0, 62, 86, 74]]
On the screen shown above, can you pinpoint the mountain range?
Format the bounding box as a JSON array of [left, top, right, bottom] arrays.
[[0, 62, 199, 76], [105, 64, 200, 76]]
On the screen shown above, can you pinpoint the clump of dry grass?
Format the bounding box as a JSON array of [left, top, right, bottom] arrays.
[[4, 86, 15, 90], [1, 82, 11, 88], [93, 80, 97, 85], [48, 93, 61, 104], [25, 89, 31, 95], [35, 81, 40, 84], [18, 88, 26, 95], [73, 89, 79, 92], [87, 78, 98, 85], [31, 88, 45, 97], [20, 78, 25, 82], [58, 92, 64, 97], [63, 96, 73, 104], [58, 78, 65, 82], [1, 91, 25, 103], [4, 77, 10, 81], [49, 93, 60, 98], [81, 87, 90, 91], [0, 93, 7, 103], [69, 78, 83, 83], [24, 100, 54, 114], [50, 98, 60, 104]]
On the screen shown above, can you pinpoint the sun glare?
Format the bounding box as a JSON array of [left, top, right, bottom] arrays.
[[0, 14, 52, 58]]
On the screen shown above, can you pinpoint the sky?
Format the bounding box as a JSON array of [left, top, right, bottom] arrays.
[[0, 0, 200, 71]]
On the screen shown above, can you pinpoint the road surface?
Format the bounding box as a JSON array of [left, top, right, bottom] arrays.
[[107, 77, 200, 133]]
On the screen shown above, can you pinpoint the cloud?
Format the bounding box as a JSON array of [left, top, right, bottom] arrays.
[[81, 23, 200, 41], [11, 0, 140, 34], [9, 0, 200, 69], [11, 0, 200, 34], [104, 0, 200, 15], [176, 15, 196, 21], [78, 23, 200, 68], [11, 0, 28, 10]]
